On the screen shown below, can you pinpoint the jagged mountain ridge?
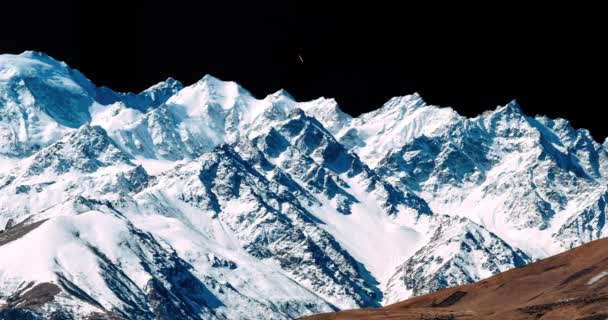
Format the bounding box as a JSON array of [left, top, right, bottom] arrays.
[[1, 51, 607, 319]]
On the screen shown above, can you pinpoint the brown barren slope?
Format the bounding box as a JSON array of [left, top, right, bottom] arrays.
[[301, 238, 608, 320]]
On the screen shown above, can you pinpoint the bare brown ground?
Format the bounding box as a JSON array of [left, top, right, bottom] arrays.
[[301, 238, 608, 320]]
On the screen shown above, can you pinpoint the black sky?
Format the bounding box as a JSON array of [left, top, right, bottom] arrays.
[[2, 2, 607, 140]]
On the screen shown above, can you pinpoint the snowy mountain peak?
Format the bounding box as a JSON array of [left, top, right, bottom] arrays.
[[0, 51, 95, 95], [335, 93, 462, 166], [269, 88, 293, 98], [23, 124, 133, 176], [17, 50, 64, 67], [200, 73, 228, 85], [0, 52, 97, 157], [384, 215, 531, 303], [143, 76, 183, 94], [16, 50, 79, 72], [297, 97, 352, 133], [265, 88, 296, 104], [493, 99, 525, 116], [387, 92, 426, 109], [410, 91, 424, 102], [168, 74, 254, 111], [364, 93, 427, 119], [197, 74, 248, 97]]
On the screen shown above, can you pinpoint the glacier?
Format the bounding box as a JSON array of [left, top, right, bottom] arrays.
[[0, 51, 607, 319]]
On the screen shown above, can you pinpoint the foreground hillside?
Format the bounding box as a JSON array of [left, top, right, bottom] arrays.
[[301, 237, 608, 319]]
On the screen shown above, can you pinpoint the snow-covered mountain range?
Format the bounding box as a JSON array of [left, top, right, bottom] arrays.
[[0, 51, 606, 319]]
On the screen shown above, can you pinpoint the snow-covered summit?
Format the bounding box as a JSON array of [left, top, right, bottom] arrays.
[[0, 52, 99, 158], [0, 51, 95, 94]]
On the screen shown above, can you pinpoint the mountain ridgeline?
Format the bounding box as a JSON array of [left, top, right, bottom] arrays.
[[0, 51, 607, 319]]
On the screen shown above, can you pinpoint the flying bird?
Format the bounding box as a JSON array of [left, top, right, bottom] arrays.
[[298, 54, 304, 63]]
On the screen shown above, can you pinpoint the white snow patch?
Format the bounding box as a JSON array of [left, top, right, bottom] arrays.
[[587, 270, 608, 285], [132, 158, 183, 175]]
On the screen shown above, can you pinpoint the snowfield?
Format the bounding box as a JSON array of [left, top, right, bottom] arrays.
[[1, 51, 608, 319]]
